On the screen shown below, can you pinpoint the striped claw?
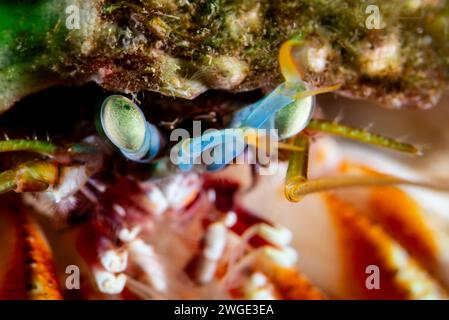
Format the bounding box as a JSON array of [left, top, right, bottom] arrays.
[[0, 137, 99, 197]]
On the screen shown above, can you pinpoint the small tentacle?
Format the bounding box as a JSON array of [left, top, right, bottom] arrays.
[[307, 119, 420, 154]]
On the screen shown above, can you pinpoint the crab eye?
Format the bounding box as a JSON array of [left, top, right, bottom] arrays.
[[100, 95, 161, 162]]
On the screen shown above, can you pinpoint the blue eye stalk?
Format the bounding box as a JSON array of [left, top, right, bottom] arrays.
[[100, 95, 163, 163], [98, 38, 423, 205]]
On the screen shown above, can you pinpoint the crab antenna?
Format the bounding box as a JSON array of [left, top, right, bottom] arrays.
[[0, 170, 17, 195], [0, 139, 59, 156], [285, 135, 449, 203], [279, 36, 306, 82], [307, 119, 420, 154]]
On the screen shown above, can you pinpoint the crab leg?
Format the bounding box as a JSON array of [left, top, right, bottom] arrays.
[[0, 139, 58, 156]]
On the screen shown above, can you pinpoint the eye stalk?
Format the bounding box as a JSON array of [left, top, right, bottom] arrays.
[[100, 95, 162, 162], [230, 82, 316, 140]]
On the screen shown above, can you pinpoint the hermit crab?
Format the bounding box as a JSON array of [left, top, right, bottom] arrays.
[[1, 0, 449, 301]]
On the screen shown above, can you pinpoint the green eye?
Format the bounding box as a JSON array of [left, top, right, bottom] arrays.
[[100, 95, 146, 153], [275, 95, 315, 140]]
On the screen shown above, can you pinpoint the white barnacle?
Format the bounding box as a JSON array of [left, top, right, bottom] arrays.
[[146, 186, 169, 216], [118, 226, 141, 243], [194, 222, 229, 284], [160, 173, 201, 210], [203, 222, 228, 261], [358, 33, 403, 78], [158, 55, 208, 99]]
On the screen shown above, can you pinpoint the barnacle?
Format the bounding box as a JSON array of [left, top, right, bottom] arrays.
[[1, 0, 449, 302]]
